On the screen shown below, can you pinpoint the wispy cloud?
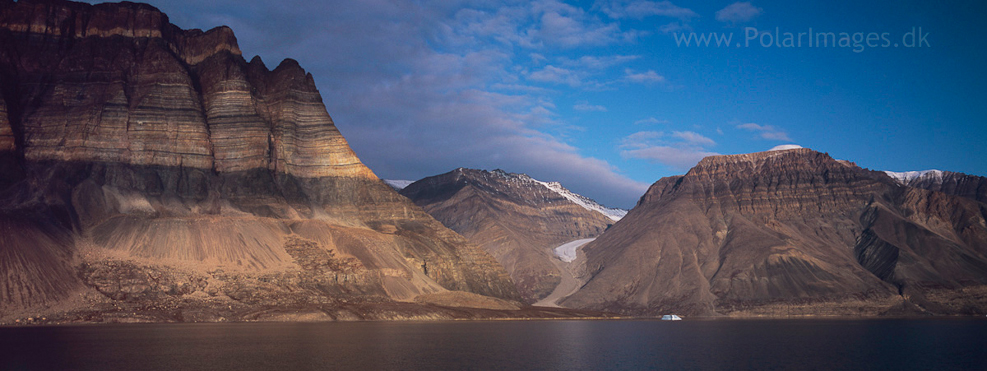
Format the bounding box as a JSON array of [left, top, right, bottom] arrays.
[[736, 123, 792, 141], [672, 131, 715, 146], [528, 65, 583, 86], [623, 146, 720, 169], [560, 55, 639, 69], [624, 68, 667, 84], [534, 10, 626, 47], [621, 130, 719, 169], [658, 21, 691, 34], [715, 2, 763, 24], [597, 0, 699, 20], [447, 0, 637, 49], [635, 117, 669, 125], [574, 102, 608, 112], [529, 53, 548, 64], [621, 131, 664, 147]]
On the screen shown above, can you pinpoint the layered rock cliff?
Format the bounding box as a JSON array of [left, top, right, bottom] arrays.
[[0, 0, 522, 323], [562, 148, 987, 316], [400, 168, 618, 303]]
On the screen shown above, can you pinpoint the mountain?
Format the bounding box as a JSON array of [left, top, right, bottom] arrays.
[[562, 148, 987, 316], [885, 169, 987, 205], [0, 0, 530, 323], [535, 180, 627, 221], [884, 169, 945, 185], [399, 168, 623, 303], [383, 179, 414, 190]]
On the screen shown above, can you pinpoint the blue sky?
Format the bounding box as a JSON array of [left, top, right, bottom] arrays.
[[86, 0, 986, 208]]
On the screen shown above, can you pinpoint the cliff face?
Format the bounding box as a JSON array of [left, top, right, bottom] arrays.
[[400, 168, 616, 303], [0, 0, 520, 323], [562, 148, 987, 316]]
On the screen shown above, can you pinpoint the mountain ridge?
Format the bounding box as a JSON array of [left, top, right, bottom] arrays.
[[561, 148, 987, 316], [400, 168, 619, 302], [0, 0, 527, 323]]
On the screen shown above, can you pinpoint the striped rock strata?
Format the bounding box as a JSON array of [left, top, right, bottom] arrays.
[[0, 0, 520, 323], [562, 148, 987, 316]]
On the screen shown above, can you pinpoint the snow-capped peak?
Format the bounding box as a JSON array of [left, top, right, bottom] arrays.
[[384, 179, 415, 190], [769, 144, 803, 151], [883, 170, 943, 185], [450, 168, 627, 221], [533, 179, 627, 221]]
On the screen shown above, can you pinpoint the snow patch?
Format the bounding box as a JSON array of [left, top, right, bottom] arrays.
[[478, 169, 627, 221], [534, 180, 627, 221], [883, 170, 943, 185], [384, 179, 414, 190], [769, 144, 803, 151], [554, 238, 596, 263]]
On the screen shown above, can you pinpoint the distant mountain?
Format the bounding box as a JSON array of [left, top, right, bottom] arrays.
[[535, 180, 627, 221], [884, 169, 944, 185], [400, 168, 623, 303], [562, 148, 987, 316], [885, 170, 987, 205], [384, 179, 415, 190], [0, 0, 521, 323]]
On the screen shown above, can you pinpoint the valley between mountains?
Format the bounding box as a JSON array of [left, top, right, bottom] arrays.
[[2, 0, 985, 324]]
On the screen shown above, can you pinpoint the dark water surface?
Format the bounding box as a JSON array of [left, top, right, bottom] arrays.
[[2, 318, 986, 370]]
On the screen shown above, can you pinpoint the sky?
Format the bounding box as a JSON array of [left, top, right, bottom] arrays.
[[82, 0, 987, 208]]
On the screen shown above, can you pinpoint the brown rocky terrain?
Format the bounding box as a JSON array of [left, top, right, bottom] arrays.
[[892, 170, 987, 205], [0, 0, 529, 323], [400, 168, 619, 303], [561, 148, 987, 316]]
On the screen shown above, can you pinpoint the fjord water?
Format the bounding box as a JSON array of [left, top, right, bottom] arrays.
[[3, 319, 985, 370]]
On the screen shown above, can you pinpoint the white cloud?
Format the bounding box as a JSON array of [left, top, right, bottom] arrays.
[[624, 68, 666, 84], [672, 131, 715, 146], [528, 65, 583, 86], [530, 53, 548, 64], [715, 2, 763, 24], [736, 123, 792, 141], [623, 146, 720, 169], [761, 131, 792, 141], [597, 0, 699, 20], [736, 123, 766, 130], [444, 0, 638, 49], [634, 117, 669, 125], [658, 22, 691, 34], [490, 83, 551, 93], [561, 55, 640, 69], [621, 129, 719, 169], [621, 131, 664, 148], [574, 102, 608, 112]]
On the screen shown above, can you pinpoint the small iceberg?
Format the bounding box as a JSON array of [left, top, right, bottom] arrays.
[[661, 314, 682, 321]]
